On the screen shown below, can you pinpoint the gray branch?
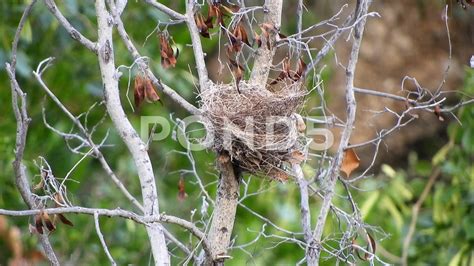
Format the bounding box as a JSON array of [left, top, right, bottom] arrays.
[[312, 0, 372, 263], [95, 0, 168, 264], [43, 0, 98, 53], [7, 0, 59, 264]]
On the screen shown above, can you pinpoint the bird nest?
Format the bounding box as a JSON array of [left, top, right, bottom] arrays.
[[199, 81, 308, 181]]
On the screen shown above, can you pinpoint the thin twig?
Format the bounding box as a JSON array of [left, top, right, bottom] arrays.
[[43, 0, 98, 53], [144, 0, 186, 20], [94, 212, 117, 266], [33, 58, 144, 212], [107, 1, 200, 115]]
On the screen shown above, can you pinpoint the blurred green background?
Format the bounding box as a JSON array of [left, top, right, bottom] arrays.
[[1, 0, 473, 265]]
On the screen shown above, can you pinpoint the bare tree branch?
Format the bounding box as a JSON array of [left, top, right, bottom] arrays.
[[312, 1, 372, 263], [293, 164, 317, 265], [0, 206, 210, 255], [205, 153, 240, 265], [94, 0, 168, 263], [7, 1, 59, 264], [43, 0, 98, 53], [185, 0, 210, 91], [33, 57, 144, 212], [107, 1, 200, 115], [94, 212, 117, 266], [144, 0, 186, 21], [249, 0, 283, 84]]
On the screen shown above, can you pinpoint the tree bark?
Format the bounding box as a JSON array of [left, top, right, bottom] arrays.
[[205, 153, 240, 265], [95, 1, 169, 264], [249, 0, 283, 85]]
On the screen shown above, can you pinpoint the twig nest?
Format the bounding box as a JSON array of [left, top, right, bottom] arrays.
[[199, 81, 308, 181]]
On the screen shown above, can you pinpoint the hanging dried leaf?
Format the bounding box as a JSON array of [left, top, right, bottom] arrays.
[[229, 59, 244, 93], [53, 193, 65, 207], [205, 4, 217, 29], [229, 21, 250, 52], [341, 147, 360, 178], [177, 176, 188, 202], [365, 232, 376, 260], [278, 32, 287, 40], [195, 13, 211, 38], [134, 74, 161, 108], [134, 74, 145, 108], [220, 3, 240, 15], [144, 77, 161, 103], [259, 23, 276, 50], [41, 211, 55, 232], [34, 215, 44, 235], [434, 105, 445, 121], [293, 57, 307, 81], [57, 214, 74, 227], [159, 33, 178, 68]]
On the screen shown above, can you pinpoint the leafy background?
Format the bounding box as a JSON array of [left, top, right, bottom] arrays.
[[0, 0, 473, 265]]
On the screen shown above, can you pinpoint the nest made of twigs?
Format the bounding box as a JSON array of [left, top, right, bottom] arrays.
[[199, 81, 308, 181]]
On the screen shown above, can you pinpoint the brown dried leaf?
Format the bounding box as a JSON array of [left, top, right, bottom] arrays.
[[57, 214, 74, 227], [159, 33, 178, 68], [53, 193, 65, 207], [34, 215, 43, 235], [259, 23, 275, 50], [293, 57, 307, 81], [341, 147, 360, 178], [434, 105, 445, 121], [134, 74, 145, 108], [220, 3, 240, 15], [41, 211, 55, 232], [144, 78, 161, 103], [229, 59, 244, 93], [230, 21, 250, 52], [365, 232, 376, 260], [195, 13, 210, 38], [177, 176, 188, 202]]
